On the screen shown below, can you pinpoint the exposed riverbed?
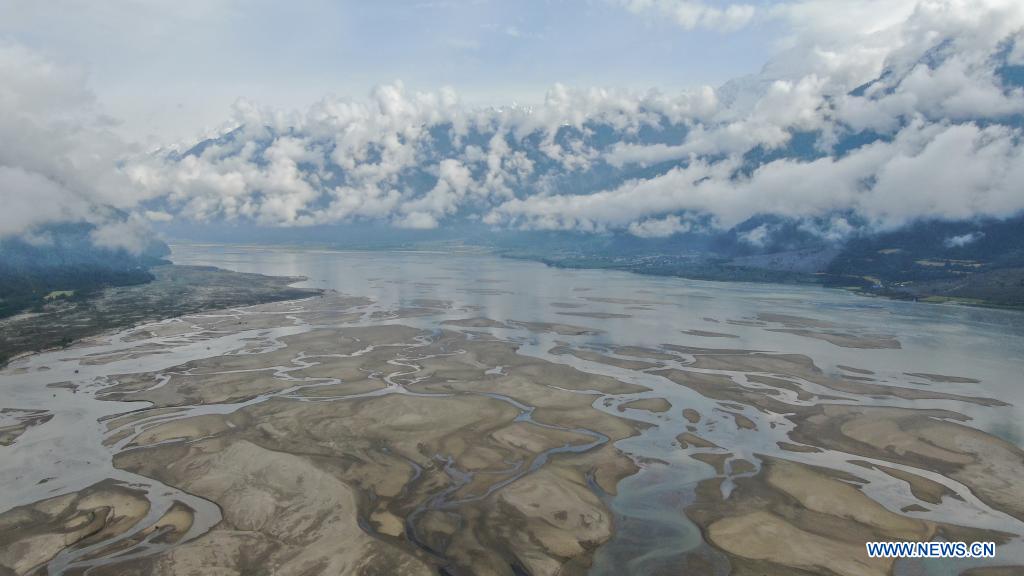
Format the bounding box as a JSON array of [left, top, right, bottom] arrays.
[[2, 245, 1022, 575]]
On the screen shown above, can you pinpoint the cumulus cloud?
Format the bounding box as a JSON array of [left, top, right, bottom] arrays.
[[606, 143, 691, 169], [0, 41, 157, 250], [88, 215, 155, 255], [799, 215, 856, 242], [489, 120, 1024, 232], [8, 1, 1024, 247], [483, 0, 1024, 233], [945, 232, 983, 247], [0, 166, 93, 237], [739, 224, 771, 246], [628, 215, 697, 238]]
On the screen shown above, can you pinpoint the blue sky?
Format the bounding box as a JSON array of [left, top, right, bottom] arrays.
[[0, 0, 782, 142]]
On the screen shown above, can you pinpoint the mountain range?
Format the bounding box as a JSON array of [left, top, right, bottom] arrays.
[[4, 4, 1024, 311]]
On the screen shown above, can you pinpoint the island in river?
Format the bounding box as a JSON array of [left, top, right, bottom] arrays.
[[1, 245, 1022, 576]]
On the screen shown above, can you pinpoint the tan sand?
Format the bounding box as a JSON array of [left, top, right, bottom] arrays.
[[766, 328, 902, 349], [0, 408, 53, 446], [0, 481, 151, 575], [708, 511, 892, 576], [618, 398, 672, 413], [692, 453, 730, 474], [791, 404, 1024, 521], [549, 346, 660, 371], [83, 325, 647, 575], [686, 457, 1007, 576], [849, 460, 956, 505], [776, 441, 822, 453], [680, 329, 739, 338], [677, 432, 719, 449], [508, 320, 604, 336], [905, 372, 980, 384], [442, 317, 510, 328]]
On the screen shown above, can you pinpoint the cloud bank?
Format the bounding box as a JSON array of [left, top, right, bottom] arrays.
[[0, 41, 158, 252], [5, 0, 1024, 248]]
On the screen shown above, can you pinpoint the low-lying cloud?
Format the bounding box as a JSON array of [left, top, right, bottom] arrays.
[[0, 41, 156, 253], [5, 1, 1024, 249]]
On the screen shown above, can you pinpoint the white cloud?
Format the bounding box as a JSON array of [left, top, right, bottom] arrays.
[[398, 159, 474, 226], [0, 166, 92, 237], [739, 223, 771, 246], [393, 211, 439, 229], [606, 143, 691, 168], [799, 215, 856, 241], [144, 210, 174, 222], [0, 42, 155, 245], [89, 216, 154, 255], [7, 1, 1024, 246], [945, 232, 983, 247], [482, 1, 1024, 234], [628, 215, 695, 237], [487, 120, 1024, 233], [617, 0, 757, 32], [1010, 33, 1024, 65]]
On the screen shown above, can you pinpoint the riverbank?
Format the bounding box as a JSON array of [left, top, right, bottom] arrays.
[[0, 265, 322, 366]]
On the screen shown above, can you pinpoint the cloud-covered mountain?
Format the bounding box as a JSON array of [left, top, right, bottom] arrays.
[[3, 0, 1024, 306], [117, 0, 1024, 245], [0, 40, 160, 254]]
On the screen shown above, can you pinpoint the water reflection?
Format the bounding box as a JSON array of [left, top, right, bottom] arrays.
[[172, 244, 1024, 444]]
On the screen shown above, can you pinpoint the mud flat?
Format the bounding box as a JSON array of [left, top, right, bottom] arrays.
[[0, 408, 53, 446], [788, 404, 1024, 522], [848, 460, 957, 506], [542, 338, 1024, 573], [755, 312, 902, 349], [99, 328, 647, 575], [548, 345, 660, 371], [905, 372, 981, 384], [618, 398, 672, 413], [441, 317, 510, 329], [0, 480, 155, 574], [685, 457, 1008, 576], [1, 295, 648, 576], [680, 329, 739, 338], [507, 320, 603, 336], [0, 265, 321, 366], [655, 345, 1005, 406], [4, 247, 1024, 576], [838, 365, 875, 375], [766, 328, 903, 349]]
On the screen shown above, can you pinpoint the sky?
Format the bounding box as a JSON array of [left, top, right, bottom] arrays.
[[0, 0, 782, 143], [2, 0, 1024, 251]]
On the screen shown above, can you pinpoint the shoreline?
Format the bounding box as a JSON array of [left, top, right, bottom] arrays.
[[3, 247, 1023, 575], [510, 255, 1024, 313], [163, 240, 1019, 311], [170, 242, 1023, 313], [1, 295, 649, 575], [0, 264, 323, 368]]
